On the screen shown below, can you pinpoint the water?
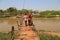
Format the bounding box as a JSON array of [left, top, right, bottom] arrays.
[[0, 18, 18, 32], [33, 18, 60, 31], [0, 18, 60, 32]]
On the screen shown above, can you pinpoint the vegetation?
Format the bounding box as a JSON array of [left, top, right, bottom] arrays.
[[0, 31, 60, 40], [0, 31, 18, 40], [0, 32, 11, 40], [0, 7, 33, 18], [39, 10, 60, 18], [39, 34, 60, 40], [0, 7, 60, 18]]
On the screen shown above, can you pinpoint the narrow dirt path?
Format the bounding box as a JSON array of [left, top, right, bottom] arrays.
[[16, 26, 40, 40]]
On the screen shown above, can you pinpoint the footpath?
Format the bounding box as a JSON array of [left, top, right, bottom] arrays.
[[15, 25, 40, 40]]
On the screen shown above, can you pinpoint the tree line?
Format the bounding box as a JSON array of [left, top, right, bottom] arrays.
[[40, 10, 60, 15], [39, 10, 60, 18], [0, 7, 33, 17], [0, 7, 60, 18]]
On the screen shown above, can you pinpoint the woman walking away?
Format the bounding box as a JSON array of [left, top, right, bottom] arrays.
[[28, 13, 33, 26]]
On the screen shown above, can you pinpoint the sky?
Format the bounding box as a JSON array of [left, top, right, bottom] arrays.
[[0, 0, 60, 11]]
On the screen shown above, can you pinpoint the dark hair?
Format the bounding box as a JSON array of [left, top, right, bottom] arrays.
[[24, 13, 27, 15]]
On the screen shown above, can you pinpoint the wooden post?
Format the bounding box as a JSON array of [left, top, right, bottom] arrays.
[[11, 26, 14, 40], [16, 21, 20, 30]]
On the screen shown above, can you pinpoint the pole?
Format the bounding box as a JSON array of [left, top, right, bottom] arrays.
[[23, 0, 26, 9], [11, 26, 14, 40], [16, 20, 20, 30]]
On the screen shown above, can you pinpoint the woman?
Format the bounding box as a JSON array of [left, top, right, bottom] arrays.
[[23, 13, 28, 26]]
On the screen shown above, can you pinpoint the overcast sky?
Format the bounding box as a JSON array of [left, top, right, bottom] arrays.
[[0, 0, 60, 11]]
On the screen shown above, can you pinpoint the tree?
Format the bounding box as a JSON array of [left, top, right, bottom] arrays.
[[6, 7, 17, 16], [28, 10, 33, 14], [33, 10, 39, 14], [0, 10, 4, 16], [22, 9, 28, 14]]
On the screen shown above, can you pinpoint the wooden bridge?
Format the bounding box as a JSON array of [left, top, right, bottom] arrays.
[[15, 22, 40, 40], [11, 19, 40, 40]]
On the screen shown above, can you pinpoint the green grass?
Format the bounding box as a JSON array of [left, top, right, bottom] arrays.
[[0, 31, 18, 40], [39, 34, 60, 40], [0, 32, 11, 40], [39, 34, 49, 40]]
